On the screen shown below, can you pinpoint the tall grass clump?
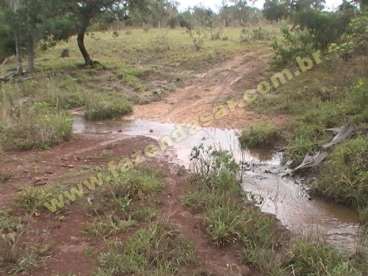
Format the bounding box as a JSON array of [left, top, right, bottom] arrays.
[[240, 122, 280, 149], [314, 137, 368, 208], [86, 166, 163, 239], [185, 145, 285, 270], [85, 95, 132, 121], [285, 239, 361, 276], [0, 102, 72, 151], [96, 222, 196, 275]]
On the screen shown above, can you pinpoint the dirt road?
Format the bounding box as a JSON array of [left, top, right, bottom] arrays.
[[0, 49, 279, 276], [132, 49, 285, 129]]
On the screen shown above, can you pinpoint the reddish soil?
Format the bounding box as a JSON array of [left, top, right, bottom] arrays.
[[132, 49, 286, 129], [157, 162, 254, 276], [0, 50, 280, 275]]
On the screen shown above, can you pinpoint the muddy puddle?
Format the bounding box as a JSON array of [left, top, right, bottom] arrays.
[[73, 116, 360, 251]]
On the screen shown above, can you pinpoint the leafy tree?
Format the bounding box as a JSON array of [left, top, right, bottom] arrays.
[[62, 0, 147, 65], [263, 0, 289, 21], [0, 6, 13, 62], [219, 0, 260, 26], [192, 6, 215, 27], [1, 0, 70, 73], [148, 0, 178, 28], [229, 0, 250, 25]]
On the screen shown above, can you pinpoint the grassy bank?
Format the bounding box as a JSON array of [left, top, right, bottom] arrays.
[[251, 53, 368, 212], [186, 146, 367, 275]]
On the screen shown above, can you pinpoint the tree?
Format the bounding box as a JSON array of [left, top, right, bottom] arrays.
[[2, 0, 23, 73], [62, 0, 146, 66], [1, 0, 67, 73], [230, 0, 249, 25], [263, 0, 288, 21], [0, 8, 13, 62], [148, 0, 178, 28]]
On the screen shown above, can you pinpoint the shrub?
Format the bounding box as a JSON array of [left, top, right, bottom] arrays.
[[329, 13, 368, 60], [0, 104, 72, 151], [240, 122, 280, 149], [272, 27, 315, 67], [292, 10, 352, 50], [187, 28, 206, 51], [85, 95, 132, 121], [314, 136, 368, 208], [240, 27, 272, 42]]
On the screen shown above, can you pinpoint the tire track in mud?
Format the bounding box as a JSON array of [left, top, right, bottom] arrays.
[[132, 49, 286, 129]]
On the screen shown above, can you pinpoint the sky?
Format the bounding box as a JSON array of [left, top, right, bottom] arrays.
[[177, 0, 344, 11]]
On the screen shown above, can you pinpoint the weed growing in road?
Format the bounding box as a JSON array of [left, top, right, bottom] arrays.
[[96, 222, 196, 275]]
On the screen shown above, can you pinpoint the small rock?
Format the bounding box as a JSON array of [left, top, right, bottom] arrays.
[[61, 48, 70, 58]]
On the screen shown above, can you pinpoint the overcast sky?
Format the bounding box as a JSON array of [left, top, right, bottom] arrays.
[[177, 0, 343, 11]]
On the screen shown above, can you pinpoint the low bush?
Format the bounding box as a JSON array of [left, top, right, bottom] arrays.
[[272, 27, 316, 67], [240, 122, 280, 149], [85, 95, 132, 121], [314, 137, 368, 208], [96, 222, 196, 275], [0, 104, 72, 151], [240, 27, 273, 42]]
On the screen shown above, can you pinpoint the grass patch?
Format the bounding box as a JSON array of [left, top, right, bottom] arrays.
[[16, 185, 61, 214], [85, 216, 136, 238], [90, 167, 163, 215], [185, 145, 367, 275], [284, 239, 361, 276], [314, 136, 368, 208], [240, 122, 280, 149], [186, 146, 285, 263], [84, 167, 163, 238], [0, 211, 48, 275], [96, 222, 196, 275], [84, 95, 132, 121], [0, 103, 72, 151]]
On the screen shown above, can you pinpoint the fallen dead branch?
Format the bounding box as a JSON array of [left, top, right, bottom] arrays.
[[291, 124, 357, 174]]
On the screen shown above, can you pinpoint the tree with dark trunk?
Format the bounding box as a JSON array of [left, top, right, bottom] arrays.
[[64, 0, 147, 66], [77, 30, 93, 66]]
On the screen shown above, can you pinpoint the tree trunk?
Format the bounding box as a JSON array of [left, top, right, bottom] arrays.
[[27, 35, 34, 73], [77, 30, 93, 66], [14, 31, 23, 74]]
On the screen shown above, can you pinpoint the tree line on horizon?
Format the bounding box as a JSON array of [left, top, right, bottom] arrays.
[[0, 0, 366, 73]]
